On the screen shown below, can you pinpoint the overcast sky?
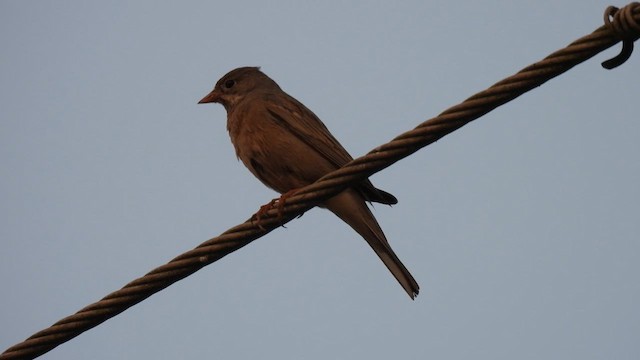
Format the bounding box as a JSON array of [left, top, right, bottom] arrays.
[[1, 1, 639, 359]]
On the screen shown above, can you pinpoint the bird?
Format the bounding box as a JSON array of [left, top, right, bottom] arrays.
[[199, 67, 419, 299]]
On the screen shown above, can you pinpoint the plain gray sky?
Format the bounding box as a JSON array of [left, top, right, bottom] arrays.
[[1, 1, 638, 359]]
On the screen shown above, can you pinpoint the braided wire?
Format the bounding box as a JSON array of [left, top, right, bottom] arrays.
[[2, 3, 638, 359]]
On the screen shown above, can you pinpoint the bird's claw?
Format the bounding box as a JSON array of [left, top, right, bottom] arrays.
[[251, 199, 277, 231], [251, 189, 299, 231]]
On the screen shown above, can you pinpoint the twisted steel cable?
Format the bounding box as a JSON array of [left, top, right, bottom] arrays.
[[2, 3, 638, 359]]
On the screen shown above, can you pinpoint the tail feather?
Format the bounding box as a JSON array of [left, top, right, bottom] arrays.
[[324, 189, 419, 299]]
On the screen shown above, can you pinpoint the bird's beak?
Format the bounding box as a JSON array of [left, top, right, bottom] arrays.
[[198, 89, 221, 104]]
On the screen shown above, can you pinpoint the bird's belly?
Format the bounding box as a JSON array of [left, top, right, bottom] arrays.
[[233, 127, 333, 194]]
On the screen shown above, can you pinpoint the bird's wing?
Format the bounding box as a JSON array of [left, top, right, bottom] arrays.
[[263, 92, 397, 205], [264, 92, 353, 168]]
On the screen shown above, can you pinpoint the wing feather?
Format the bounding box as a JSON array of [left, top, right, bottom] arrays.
[[263, 92, 397, 205]]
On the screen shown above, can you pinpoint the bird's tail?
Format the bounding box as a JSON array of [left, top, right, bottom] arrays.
[[324, 189, 420, 299]]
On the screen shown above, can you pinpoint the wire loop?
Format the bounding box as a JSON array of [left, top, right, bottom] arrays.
[[601, 3, 640, 69]]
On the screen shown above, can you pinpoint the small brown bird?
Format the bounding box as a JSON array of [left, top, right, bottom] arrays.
[[199, 67, 419, 299]]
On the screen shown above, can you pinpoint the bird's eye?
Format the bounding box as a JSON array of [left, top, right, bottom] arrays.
[[224, 80, 236, 89]]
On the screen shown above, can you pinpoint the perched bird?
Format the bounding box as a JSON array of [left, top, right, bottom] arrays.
[[199, 67, 419, 299]]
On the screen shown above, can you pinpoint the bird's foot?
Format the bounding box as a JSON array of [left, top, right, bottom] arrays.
[[275, 189, 298, 223], [252, 199, 278, 231], [251, 189, 299, 231]]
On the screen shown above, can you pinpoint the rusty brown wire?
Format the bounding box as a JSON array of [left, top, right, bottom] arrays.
[[2, 3, 639, 360], [602, 4, 640, 68]]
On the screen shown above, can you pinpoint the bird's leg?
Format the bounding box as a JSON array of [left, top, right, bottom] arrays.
[[274, 189, 299, 223], [251, 198, 278, 231], [250, 189, 299, 231]]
